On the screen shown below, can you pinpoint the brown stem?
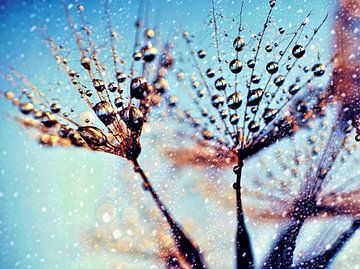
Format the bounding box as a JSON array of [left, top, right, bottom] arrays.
[[233, 158, 254, 269], [132, 159, 208, 269]]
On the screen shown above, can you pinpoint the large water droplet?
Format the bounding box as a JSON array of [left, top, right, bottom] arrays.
[[266, 61, 279, 74], [233, 37, 245, 51], [214, 77, 227, 91], [229, 59, 243, 74], [130, 77, 148, 99], [292, 44, 305, 58], [77, 126, 107, 147], [312, 63, 325, 77], [227, 92, 242, 109], [93, 101, 116, 125]]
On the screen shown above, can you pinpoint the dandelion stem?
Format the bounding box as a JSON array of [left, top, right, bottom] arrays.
[[262, 217, 306, 269], [132, 159, 208, 269], [234, 157, 254, 269], [294, 219, 360, 269]]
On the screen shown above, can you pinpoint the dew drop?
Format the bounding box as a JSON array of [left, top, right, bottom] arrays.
[[130, 77, 148, 99], [288, 84, 300, 95], [120, 106, 144, 134], [230, 113, 239, 125], [263, 108, 279, 124], [80, 56, 91, 70], [312, 63, 326, 77], [142, 46, 157, 62], [247, 89, 264, 106], [229, 59, 243, 74], [116, 72, 126, 83], [292, 44, 305, 58], [247, 59, 255, 69], [77, 126, 107, 147], [248, 120, 260, 132], [266, 61, 279, 74], [50, 103, 61, 113], [227, 92, 243, 109], [206, 68, 215, 78], [19, 103, 34, 115], [93, 101, 116, 126], [211, 94, 225, 108], [214, 77, 227, 91], [274, 75, 285, 87], [197, 49, 206, 59], [93, 79, 105, 92], [233, 37, 245, 52]]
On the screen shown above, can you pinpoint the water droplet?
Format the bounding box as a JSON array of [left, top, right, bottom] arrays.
[[197, 49, 206, 59], [114, 97, 123, 108], [251, 75, 261, 84], [214, 77, 227, 91], [133, 51, 142, 61], [312, 63, 325, 77], [93, 79, 105, 92], [251, 107, 258, 114], [265, 44, 273, 52], [80, 56, 91, 70], [292, 44, 305, 58], [19, 103, 34, 114], [168, 95, 179, 107], [220, 109, 228, 119], [144, 28, 155, 39], [269, 0, 276, 8], [247, 88, 264, 106], [50, 103, 61, 113], [230, 113, 239, 125], [85, 89, 92, 97], [142, 46, 157, 62], [274, 75, 285, 87], [211, 94, 225, 108], [58, 125, 72, 138], [266, 61, 279, 74], [40, 112, 57, 128], [229, 59, 243, 74], [248, 120, 260, 132], [116, 72, 126, 83], [247, 59, 255, 69], [130, 77, 148, 99], [233, 37, 245, 51], [77, 4, 84, 12], [227, 92, 242, 109], [201, 129, 214, 140], [108, 82, 118, 93], [77, 126, 107, 147], [155, 78, 169, 94], [289, 84, 300, 95], [206, 68, 215, 78], [201, 108, 209, 117], [120, 106, 144, 133], [93, 101, 116, 125], [263, 108, 278, 124]]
